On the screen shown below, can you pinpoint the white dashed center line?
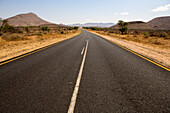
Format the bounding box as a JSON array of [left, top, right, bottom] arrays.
[[67, 40, 89, 113]]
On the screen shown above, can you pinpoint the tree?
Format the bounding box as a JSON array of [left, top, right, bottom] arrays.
[[1, 24, 16, 33], [25, 27, 30, 33], [118, 20, 128, 35], [0, 19, 8, 31]]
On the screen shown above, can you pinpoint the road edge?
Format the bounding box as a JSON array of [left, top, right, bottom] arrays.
[[0, 31, 82, 66], [87, 30, 170, 72]]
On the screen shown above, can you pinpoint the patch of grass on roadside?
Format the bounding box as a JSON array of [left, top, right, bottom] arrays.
[[2, 33, 29, 41], [37, 32, 43, 36]]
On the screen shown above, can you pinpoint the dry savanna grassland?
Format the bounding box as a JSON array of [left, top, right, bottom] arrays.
[[85, 27, 170, 68], [0, 26, 81, 62]]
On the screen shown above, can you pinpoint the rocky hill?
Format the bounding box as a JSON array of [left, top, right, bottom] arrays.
[[3, 12, 54, 26], [147, 16, 170, 30]]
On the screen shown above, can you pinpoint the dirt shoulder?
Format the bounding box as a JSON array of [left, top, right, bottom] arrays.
[[88, 30, 170, 68], [0, 30, 81, 62]]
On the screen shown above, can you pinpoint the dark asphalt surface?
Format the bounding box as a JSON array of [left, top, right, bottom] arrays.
[[0, 30, 170, 113]]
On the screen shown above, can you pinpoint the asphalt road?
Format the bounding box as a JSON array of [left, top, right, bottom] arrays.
[[0, 30, 170, 113]]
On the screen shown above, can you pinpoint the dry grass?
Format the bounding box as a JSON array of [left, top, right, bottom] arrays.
[[2, 33, 29, 41], [0, 30, 81, 62], [95, 31, 170, 49]]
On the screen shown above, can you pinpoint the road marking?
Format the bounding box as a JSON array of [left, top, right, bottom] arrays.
[[68, 40, 89, 113], [81, 47, 85, 55], [96, 34, 170, 72]]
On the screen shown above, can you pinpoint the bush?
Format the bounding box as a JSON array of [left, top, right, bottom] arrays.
[[134, 31, 139, 35], [108, 30, 114, 33], [44, 31, 47, 34], [2, 34, 28, 41], [37, 32, 43, 36], [143, 32, 148, 36], [149, 32, 157, 37], [1, 24, 16, 33], [17, 30, 23, 34], [40, 26, 50, 32], [25, 27, 30, 33], [159, 32, 167, 38], [168, 32, 170, 35], [143, 32, 149, 38], [91, 27, 100, 30], [68, 27, 74, 30], [74, 27, 79, 29], [60, 31, 64, 34]]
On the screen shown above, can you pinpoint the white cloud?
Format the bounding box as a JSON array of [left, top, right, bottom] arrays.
[[114, 12, 129, 16], [120, 12, 129, 15], [152, 4, 170, 12]]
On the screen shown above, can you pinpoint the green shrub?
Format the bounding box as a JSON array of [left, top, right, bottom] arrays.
[[40, 26, 50, 32], [168, 32, 170, 35], [68, 27, 74, 30], [108, 31, 114, 33], [149, 32, 157, 37], [37, 32, 43, 36], [44, 31, 47, 34], [143, 32, 149, 38], [159, 32, 167, 37], [118, 20, 128, 35], [91, 27, 100, 30], [143, 32, 148, 36], [1, 24, 16, 33]]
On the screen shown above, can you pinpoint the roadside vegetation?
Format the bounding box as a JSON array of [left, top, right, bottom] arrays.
[[0, 19, 79, 42], [118, 20, 128, 35], [84, 20, 170, 67], [0, 19, 80, 61], [84, 20, 170, 49]]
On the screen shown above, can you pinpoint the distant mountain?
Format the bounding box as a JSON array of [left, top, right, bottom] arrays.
[[147, 16, 170, 30], [70, 23, 115, 28], [111, 21, 152, 30], [3, 12, 55, 27]]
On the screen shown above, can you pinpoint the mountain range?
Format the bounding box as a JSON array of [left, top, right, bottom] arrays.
[[1, 12, 170, 30], [69, 23, 115, 28]]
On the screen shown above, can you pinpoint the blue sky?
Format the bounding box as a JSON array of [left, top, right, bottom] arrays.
[[0, 0, 170, 24]]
